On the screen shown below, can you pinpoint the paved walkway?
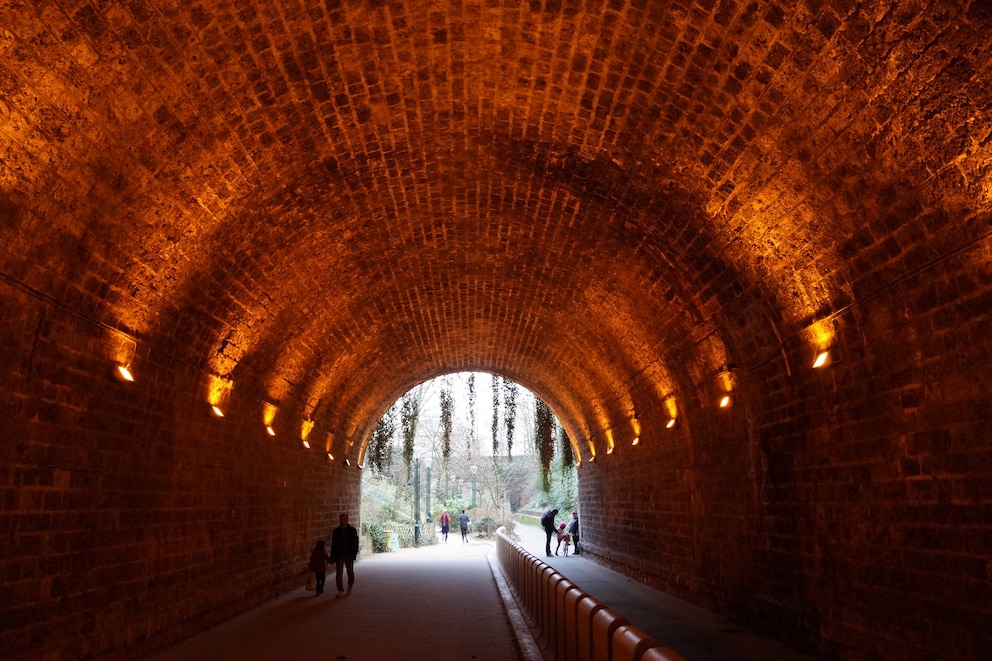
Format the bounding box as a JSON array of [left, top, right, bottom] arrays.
[[144, 523, 817, 661], [144, 533, 521, 661], [511, 523, 817, 661]]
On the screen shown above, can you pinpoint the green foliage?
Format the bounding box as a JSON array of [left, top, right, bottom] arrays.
[[491, 374, 500, 456], [560, 425, 574, 469], [439, 382, 453, 460], [401, 393, 419, 478], [467, 374, 476, 458], [534, 399, 555, 491], [362, 521, 389, 553], [502, 378, 517, 459], [368, 405, 397, 474]]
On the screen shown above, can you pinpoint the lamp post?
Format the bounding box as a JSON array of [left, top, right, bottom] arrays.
[[424, 455, 433, 524], [413, 456, 420, 546], [470, 464, 478, 510]]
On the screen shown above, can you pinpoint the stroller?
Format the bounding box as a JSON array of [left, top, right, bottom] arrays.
[[555, 522, 571, 556]]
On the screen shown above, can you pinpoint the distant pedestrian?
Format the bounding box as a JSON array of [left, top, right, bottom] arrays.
[[330, 513, 359, 598], [458, 509, 470, 543], [307, 539, 329, 596], [540, 508, 559, 556], [439, 509, 452, 543], [568, 511, 580, 555]]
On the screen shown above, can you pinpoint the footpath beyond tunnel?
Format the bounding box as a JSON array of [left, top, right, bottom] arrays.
[[142, 523, 815, 661]]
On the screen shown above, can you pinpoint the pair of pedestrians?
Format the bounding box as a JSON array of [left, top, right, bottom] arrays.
[[308, 513, 360, 597], [438, 508, 472, 543]]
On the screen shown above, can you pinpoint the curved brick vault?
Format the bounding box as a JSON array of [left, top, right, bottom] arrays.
[[2, 1, 991, 659]]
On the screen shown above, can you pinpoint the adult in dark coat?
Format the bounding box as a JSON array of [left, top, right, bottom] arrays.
[[330, 513, 360, 597], [540, 508, 559, 557]]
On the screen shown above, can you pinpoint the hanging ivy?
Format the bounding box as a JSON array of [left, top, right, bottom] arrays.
[[491, 374, 501, 457], [560, 425, 574, 469], [400, 393, 419, 479], [467, 373, 476, 460], [502, 378, 517, 460], [439, 380, 454, 460], [368, 404, 397, 473], [534, 398, 555, 491]]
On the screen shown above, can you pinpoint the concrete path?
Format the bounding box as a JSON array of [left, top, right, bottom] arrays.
[[144, 533, 522, 661], [144, 523, 817, 661], [511, 523, 816, 661]]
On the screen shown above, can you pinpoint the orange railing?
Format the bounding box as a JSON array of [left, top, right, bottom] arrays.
[[496, 528, 686, 661]]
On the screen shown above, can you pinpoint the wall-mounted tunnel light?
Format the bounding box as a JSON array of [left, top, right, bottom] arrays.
[[631, 436, 640, 446], [719, 395, 732, 408], [211, 405, 225, 418], [666, 417, 677, 429], [266, 425, 276, 436], [327, 453, 334, 461], [345, 459, 352, 466], [812, 350, 830, 368], [302, 440, 311, 449], [115, 364, 135, 382]]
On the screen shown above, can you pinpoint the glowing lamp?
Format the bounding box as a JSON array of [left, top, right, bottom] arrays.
[[211, 405, 225, 418], [666, 418, 677, 429], [719, 395, 731, 408], [632, 437, 640, 446], [302, 440, 311, 449], [812, 351, 830, 368], [266, 425, 275, 436], [115, 365, 135, 382], [327, 453, 334, 461]]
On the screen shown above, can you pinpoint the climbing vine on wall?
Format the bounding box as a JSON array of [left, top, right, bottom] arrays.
[[368, 404, 397, 474], [502, 378, 517, 459], [534, 398, 555, 491], [467, 373, 476, 460], [560, 425, 574, 469], [439, 379, 454, 460], [491, 374, 501, 456], [401, 393, 419, 479]]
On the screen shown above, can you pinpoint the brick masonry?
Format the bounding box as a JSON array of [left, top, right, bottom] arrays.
[[1, 1, 991, 659]]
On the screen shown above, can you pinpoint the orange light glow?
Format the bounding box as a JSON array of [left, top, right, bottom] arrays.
[[115, 365, 134, 382], [266, 425, 276, 436], [302, 440, 311, 449], [211, 405, 225, 418], [812, 350, 829, 368], [631, 437, 640, 446], [666, 418, 677, 429], [719, 395, 731, 408]]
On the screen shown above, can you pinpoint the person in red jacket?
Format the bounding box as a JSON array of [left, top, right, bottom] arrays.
[[439, 509, 452, 543]]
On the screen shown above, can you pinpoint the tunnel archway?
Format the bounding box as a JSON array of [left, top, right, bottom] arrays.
[[3, 2, 992, 659]]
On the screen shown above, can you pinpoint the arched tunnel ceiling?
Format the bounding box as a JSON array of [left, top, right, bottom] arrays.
[[2, 1, 991, 458]]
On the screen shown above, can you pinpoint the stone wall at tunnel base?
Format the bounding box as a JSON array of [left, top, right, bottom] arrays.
[[0, 295, 362, 660], [574, 275, 992, 660]]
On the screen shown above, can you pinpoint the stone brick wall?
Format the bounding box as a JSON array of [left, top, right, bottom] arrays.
[[579, 245, 992, 659], [0, 294, 359, 659]]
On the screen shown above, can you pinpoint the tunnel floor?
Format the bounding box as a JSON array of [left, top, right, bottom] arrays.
[[142, 524, 817, 661]]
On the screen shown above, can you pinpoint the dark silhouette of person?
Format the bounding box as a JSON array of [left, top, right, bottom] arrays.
[[307, 539, 329, 595], [458, 509, 470, 543], [540, 508, 559, 556], [330, 513, 359, 597], [568, 511, 580, 555]]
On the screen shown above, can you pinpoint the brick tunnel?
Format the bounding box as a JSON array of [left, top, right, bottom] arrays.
[[2, 1, 991, 659]]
